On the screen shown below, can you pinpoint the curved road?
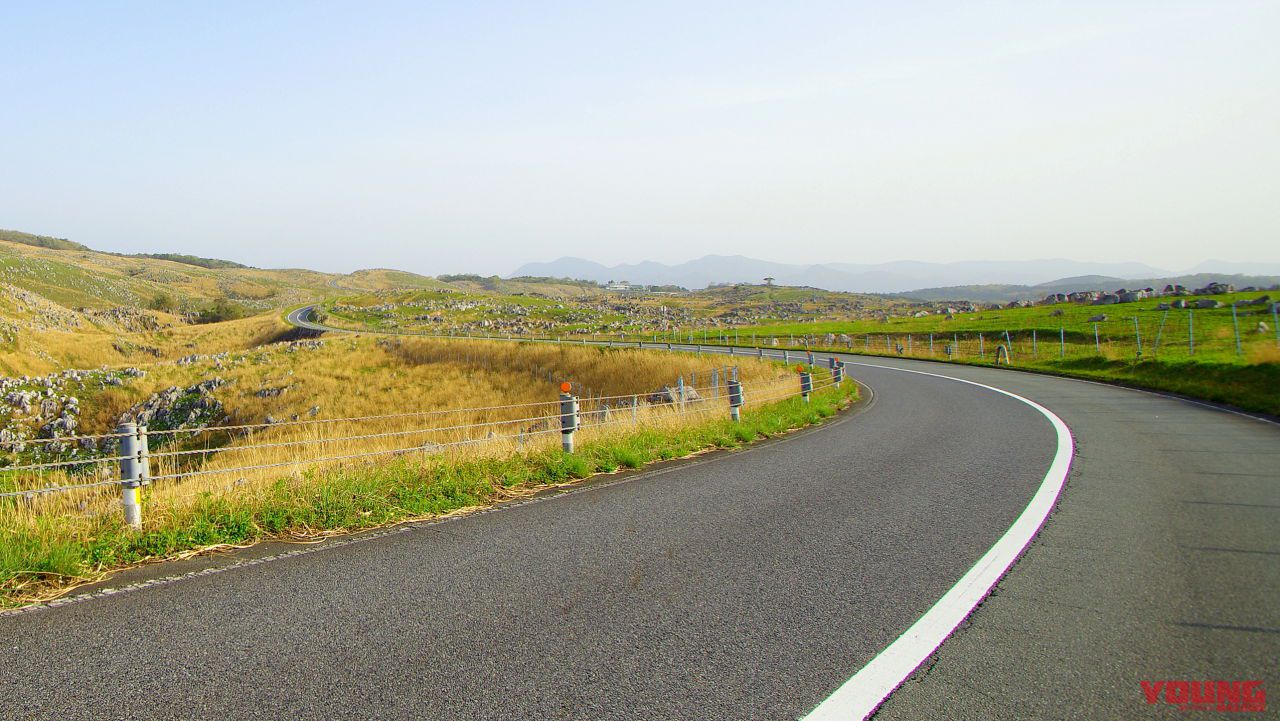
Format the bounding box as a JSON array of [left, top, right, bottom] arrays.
[[2, 316, 1274, 720]]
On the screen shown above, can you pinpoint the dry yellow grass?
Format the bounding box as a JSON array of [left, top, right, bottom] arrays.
[[2, 336, 803, 535]]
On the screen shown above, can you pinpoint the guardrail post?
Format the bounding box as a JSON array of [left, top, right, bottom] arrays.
[[727, 380, 744, 422], [117, 422, 142, 529], [137, 424, 151, 487], [833, 361, 844, 387], [559, 387, 579, 453], [800, 371, 812, 403]]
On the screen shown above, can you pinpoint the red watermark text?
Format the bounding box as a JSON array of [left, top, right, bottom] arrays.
[[1141, 680, 1266, 712]]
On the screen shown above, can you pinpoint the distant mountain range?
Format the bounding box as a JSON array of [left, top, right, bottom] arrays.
[[511, 255, 1280, 296]]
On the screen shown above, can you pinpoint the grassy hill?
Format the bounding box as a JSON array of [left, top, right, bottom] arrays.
[[0, 229, 91, 251]]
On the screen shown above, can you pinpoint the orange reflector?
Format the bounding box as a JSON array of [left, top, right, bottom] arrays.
[[560, 382, 572, 392]]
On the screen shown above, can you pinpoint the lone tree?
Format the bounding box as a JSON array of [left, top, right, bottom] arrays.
[[763, 277, 775, 286]]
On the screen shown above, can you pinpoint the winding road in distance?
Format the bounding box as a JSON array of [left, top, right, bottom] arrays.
[[1, 308, 1274, 720]]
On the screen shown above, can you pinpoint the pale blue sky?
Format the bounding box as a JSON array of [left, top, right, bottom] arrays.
[[2, 1, 1277, 275]]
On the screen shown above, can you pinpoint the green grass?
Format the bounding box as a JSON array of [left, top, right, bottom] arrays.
[[654, 292, 1280, 416], [0, 382, 855, 607]]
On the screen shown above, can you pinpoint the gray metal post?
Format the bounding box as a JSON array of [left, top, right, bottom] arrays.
[[1094, 324, 1100, 353], [117, 422, 142, 529], [1189, 309, 1194, 356], [137, 425, 151, 487], [559, 391, 579, 453], [783, 349, 790, 364], [800, 371, 812, 403], [929, 333, 933, 354], [727, 380, 744, 422], [1232, 304, 1242, 356], [1060, 327, 1065, 359], [632, 395, 638, 423], [1154, 310, 1169, 356], [1031, 329, 1036, 357], [980, 333, 985, 358], [1133, 316, 1143, 359], [757, 347, 763, 359], [678, 375, 686, 410]]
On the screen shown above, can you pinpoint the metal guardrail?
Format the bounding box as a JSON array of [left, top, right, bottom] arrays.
[[1, 346, 847, 531]]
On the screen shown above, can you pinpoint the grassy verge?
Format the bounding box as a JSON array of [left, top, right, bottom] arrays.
[[1, 382, 856, 609], [756, 344, 1279, 416]]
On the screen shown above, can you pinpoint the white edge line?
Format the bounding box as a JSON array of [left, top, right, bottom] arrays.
[[801, 361, 1075, 721]]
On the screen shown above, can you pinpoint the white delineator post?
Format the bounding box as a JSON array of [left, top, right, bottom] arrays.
[[559, 387, 579, 454], [800, 371, 812, 404], [118, 422, 142, 529], [727, 380, 744, 422]]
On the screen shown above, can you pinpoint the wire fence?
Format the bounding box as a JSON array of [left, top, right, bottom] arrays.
[[0, 354, 844, 524]]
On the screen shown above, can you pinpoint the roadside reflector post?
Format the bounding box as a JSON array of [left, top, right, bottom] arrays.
[[827, 356, 836, 371], [117, 422, 142, 529], [800, 370, 812, 403], [833, 361, 845, 387], [807, 350, 815, 367], [559, 384, 579, 454], [137, 424, 152, 488], [728, 380, 744, 422]]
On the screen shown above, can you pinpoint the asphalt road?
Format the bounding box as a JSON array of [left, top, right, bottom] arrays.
[[2, 325, 1274, 720]]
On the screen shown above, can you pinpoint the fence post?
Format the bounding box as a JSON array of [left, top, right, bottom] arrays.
[[559, 386, 579, 453], [1094, 324, 1100, 353], [678, 375, 686, 411], [783, 349, 790, 364], [1188, 309, 1194, 356], [1032, 329, 1036, 357], [1004, 331, 1013, 361], [757, 347, 763, 359], [727, 380, 744, 422], [954, 333, 959, 358], [117, 422, 142, 529], [137, 424, 151, 487], [632, 395, 638, 423], [1133, 316, 1143, 360], [1232, 304, 1242, 356], [800, 371, 812, 403], [1060, 327, 1065, 359], [929, 333, 933, 354], [979, 333, 985, 358]]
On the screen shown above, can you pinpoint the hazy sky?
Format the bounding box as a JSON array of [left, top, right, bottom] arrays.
[[2, 1, 1277, 275]]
